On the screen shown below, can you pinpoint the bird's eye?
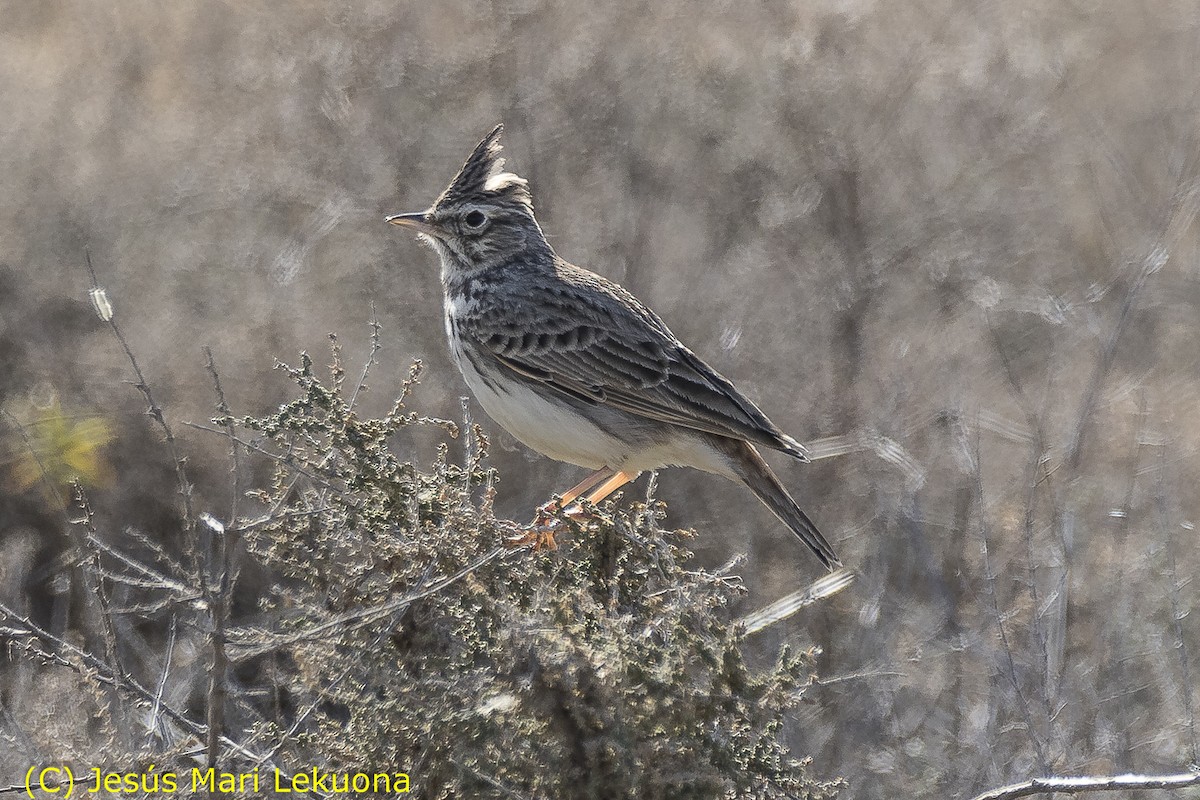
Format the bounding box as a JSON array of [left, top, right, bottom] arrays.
[[464, 210, 487, 229]]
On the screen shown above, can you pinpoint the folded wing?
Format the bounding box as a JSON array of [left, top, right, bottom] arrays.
[[462, 263, 810, 461]]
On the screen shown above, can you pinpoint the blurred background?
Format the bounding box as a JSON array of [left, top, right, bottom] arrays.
[[2, 1, 1198, 797]]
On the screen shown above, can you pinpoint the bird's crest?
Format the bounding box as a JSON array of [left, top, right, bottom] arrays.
[[437, 124, 532, 209]]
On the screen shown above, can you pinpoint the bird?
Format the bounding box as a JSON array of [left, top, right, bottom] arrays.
[[386, 125, 840, 570]]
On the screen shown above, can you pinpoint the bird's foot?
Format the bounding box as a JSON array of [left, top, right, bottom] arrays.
[[504, 520, 561, 551], [530, 497, 579, 529], [505, 499, 593, 551]]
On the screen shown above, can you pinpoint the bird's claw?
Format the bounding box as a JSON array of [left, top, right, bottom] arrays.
[[531, 498, 568, 529], [504, 521, 560, 551], [504, 499, 593, 551], [502, 490, 615, 552]]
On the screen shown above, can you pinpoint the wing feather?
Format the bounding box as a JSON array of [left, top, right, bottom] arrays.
[[461, 262, 809, 460]]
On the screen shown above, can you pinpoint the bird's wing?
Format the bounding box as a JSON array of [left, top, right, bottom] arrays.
[[461, 267, 810, 460]]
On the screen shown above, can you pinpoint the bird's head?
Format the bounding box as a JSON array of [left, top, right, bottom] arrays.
[[387, 124, 551, 276]]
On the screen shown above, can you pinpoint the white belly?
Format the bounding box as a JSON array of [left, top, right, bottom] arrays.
[[445, 303, 735, 478], [455, 346, 627, 469]]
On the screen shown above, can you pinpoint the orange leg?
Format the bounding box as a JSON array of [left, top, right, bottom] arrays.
[[507, 468, 639, 551], [557, 466, 617, 507], [581, 469, 638, 505], [527, 467, 616, 529]]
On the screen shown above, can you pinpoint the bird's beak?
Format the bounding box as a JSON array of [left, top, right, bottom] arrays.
[[385, 211, 442, 239]]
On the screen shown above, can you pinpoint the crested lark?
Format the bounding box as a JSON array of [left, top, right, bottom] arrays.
[[387, 125, 839, 570]]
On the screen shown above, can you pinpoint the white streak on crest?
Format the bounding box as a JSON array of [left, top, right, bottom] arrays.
[[484, 171, 527, 193]]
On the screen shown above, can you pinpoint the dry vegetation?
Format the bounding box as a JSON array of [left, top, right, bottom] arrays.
[[2, 1, 1200, 798]]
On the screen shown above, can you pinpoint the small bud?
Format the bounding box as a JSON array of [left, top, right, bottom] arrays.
[[88, 287, 113, 321], [200, 512, 226, 534]]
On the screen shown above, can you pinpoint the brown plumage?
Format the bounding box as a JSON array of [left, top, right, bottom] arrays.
[[388, 125, 839, 570]]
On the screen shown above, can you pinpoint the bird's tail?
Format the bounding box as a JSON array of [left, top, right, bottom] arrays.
[[725, 439, 841, 570]]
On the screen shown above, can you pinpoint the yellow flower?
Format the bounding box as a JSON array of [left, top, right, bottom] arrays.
[[6, 397, 114, 499]]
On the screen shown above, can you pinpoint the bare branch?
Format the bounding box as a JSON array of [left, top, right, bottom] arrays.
[[346, 302, 382, 411], [0, 600, 247, 763], [85, 251, 199, 573], [201, 348, 245, 770], [1063, 247, 1159, 471], [971, 423, 1049, 771], [970, 769, 1200, 800], [145, 614, 178, 749], [1154, 446, 1200, 766]]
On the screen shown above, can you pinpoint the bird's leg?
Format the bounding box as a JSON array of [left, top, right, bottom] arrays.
[[527, 467, 616, 528], [508, 468, 638, 551], [507, 467, 615, 550], [552, 466, 617, 511], [581, 469, 638, 505]]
